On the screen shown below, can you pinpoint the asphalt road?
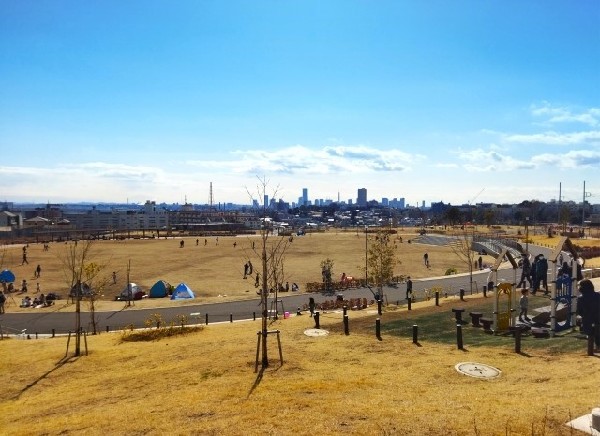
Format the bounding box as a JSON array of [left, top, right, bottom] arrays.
[[1, 246, 552, 335]]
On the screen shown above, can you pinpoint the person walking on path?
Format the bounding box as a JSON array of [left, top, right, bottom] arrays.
[[406, 276, 413, 301], [535, 254, 549, 295], [576, 279, 600, 350], [112, 271, 117, 284], [423, 253, 429, 267], [517, 255, 532, 289], [518, 289, 530, 322], [22, 250, 29, 265]]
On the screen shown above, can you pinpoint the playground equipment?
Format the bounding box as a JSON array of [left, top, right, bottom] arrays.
[[485, 248, 521, 333], [493, 282, 515, 333], [548, 237, 579, 335]]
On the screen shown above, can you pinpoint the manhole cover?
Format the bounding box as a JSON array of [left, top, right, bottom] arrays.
[[304, 328, 329, 337], [455, 362, 501, 379]]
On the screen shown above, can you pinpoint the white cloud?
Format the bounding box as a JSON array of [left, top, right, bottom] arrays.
[[531, 150, 600, 169], [504, 130, 600, 146], [190, 144, 424, 175], [530, 102, 600, 126]]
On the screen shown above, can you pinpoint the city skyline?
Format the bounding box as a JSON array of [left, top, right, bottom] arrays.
[[1, 2, 599, 206]]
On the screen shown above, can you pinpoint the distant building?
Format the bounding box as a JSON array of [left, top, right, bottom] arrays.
[[357, 188, 367, 207], [302, 188, 308, 206]]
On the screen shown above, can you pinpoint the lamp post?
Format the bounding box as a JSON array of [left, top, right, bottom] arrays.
[[525, 217, 529, 253]]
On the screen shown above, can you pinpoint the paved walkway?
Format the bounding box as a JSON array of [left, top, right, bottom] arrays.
[[7, 244, 596, 336]]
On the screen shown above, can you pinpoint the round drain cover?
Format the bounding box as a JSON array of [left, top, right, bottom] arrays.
[[304, 328, 329, 337], [455, 362, 501, 379]]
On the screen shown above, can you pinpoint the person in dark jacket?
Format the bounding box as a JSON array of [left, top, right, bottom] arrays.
[[535, 254, 549, 295], [577, 279, 600, 349], [517, 254, 532, 289]]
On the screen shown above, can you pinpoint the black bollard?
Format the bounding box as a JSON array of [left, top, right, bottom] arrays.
[[253, 311, 256, 321], [376, 318, 381, 339], [314, 311, 320, 329], [515, 326, 522, 354], [106, 326, 110, 333], [459, 288, 465, 301], [435, 291, 439, 306], [408, 298, 412, 311], [377, 299, 382, 315], [230, 313, 233, 323], [52, 329, 55, 338], [205, 313, 209, 325], [36, 332, 38, 339], [412, 324, 418, 344], [483, 285, 487, 298], [456, 324, 463, 350], [344, 315, 349, 335]]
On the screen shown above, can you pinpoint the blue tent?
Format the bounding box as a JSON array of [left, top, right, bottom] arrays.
[[0, 269, 15, 283], [170, 283, 195, 300], [149, 280, 170, 298]]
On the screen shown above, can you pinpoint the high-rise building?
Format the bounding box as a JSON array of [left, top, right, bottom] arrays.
[[302, 188, 308, 206], [357, 188, 367, 207]]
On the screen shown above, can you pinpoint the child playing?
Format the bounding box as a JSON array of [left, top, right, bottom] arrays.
[[519, 288, 530, 322]]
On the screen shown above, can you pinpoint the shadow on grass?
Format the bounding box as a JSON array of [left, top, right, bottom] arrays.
[[248, 367, 264, 397], [14, 356, 77, 400]]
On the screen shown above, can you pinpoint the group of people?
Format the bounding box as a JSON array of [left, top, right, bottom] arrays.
[[516, 253, 550, 294], [19, 293, 56, 308]]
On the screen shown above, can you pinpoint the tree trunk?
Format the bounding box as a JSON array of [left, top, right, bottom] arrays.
[[261, 235, 269, 368]]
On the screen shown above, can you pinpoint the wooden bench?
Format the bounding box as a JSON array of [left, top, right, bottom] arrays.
[[480, 318, 493, 332]]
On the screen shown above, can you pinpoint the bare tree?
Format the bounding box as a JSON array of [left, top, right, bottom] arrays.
[[448, 228, 476, 294], [59, 240, 96, 356], [247, 176, 291, 369]]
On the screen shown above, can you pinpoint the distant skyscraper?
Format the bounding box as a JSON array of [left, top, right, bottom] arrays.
[[302, 188, 308, 206], [357, 188, 367, 207], [400, 198, 405, 209]]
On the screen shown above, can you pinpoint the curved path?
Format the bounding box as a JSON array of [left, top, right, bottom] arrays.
[[0, 247, 553, 335]]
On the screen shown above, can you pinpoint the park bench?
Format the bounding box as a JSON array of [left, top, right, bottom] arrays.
[[469, 312, 483, 327], [480, 318, 493, 332]]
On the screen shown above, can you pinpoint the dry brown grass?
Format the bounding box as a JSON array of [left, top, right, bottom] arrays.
[[1, 304, 598, 435], [2, 229, 497, 311], [2, 227, 599, 434]]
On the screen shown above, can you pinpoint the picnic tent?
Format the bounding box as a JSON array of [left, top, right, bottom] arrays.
[[170, 282, 195, 300], [119, 283, 144, 300], [149, 280, 171, 298]]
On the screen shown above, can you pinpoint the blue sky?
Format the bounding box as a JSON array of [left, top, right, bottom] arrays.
[[1, 1, 599, 206]]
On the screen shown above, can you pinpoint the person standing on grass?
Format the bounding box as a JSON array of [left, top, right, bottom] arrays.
[[423, 253, 429, 267], [0, 290, 6, 314], [406, 276, 413, 301], [308, 297, 316, 317], [518, 289, 530, 322], [35, 264, 41, 278], [577, 279, 600, 350]]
